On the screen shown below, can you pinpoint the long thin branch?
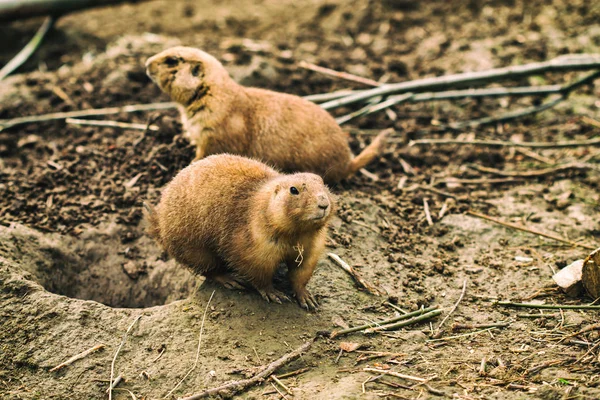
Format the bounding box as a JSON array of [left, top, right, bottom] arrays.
[[410, 137, 600, 148], [469, 163, 597, 178], [319, 54, 600, 110], [0, 102, 176, 131], [467, 210, 596, 250], [163, 291, 215, 399], [0, 17, 55, 81], [109, 315, 142, 400], [298, 61, 381, 87], [451, 70, 600, 129], [179, 340, 313, 400], [330, 306, 438, 338], [336, 93, 413, 125], [434, 279, 467, 338], [497, 301, 600, 310], [364, 309, 442, 333], [50, 344, 105, 372]]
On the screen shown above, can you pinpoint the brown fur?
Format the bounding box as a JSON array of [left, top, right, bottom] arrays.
[[145, 154, 334, 310], [145, 46, 391, 184]]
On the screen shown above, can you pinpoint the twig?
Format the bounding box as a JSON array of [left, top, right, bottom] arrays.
[[271, 375, 293, 396], [0, 17, 55, 81], [497, 301, 600, 310], [468, 162, 596, 178], [423, 198, 434, 226], [330, 306, 438, 338], [303, 90, 358, 103], [298, 61, 381, 87], [327, 253, 384, 296], [452, 70, 600, 129], [49, 344, 105, 372], [335, 93, 413, 124], [363, 368, 430, 383], [275, 367, 310, 379], [516, 313, 560, 319], [467, 210, 596, 250], [523, 359, 564, 376], [451, 321, 511, 331], [66, 118, 160, 131], [319, 54, 600, 110], [428, 327, 499, 342], [582, 116, 600, 129], [179, 340, 313, 400], [441, 177, 524, 185], [438, 199, 450, 219], [270, 382, 288, 399], [164, 290, 215, 399], [576, 340, 600, 363], [411, 85, 563, 101], [418, 185, 458, 200], [364, 309, 442, 333], [410, 137, 600, 148], [109, 315, 142, 400], [107, 376, 123, 393], [0, 102, 176, 131], [433, 279, 467, 338]]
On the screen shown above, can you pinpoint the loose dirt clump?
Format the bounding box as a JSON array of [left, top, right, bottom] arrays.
[[2, 1, 600, 399]]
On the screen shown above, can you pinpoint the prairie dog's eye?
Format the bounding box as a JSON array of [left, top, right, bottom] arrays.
[[290, 186, 299, 195], [191, 64, 201, 77], [164, 57, 178, 67]]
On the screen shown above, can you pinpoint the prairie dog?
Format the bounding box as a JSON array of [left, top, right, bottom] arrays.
[[145, 154, 334, 310], [145, 46, 390, 184]]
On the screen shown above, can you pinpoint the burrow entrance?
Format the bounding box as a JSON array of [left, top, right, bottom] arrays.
[[3, 222, 195, 308]]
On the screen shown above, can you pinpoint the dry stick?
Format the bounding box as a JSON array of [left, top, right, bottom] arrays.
[[409, 136, 600, 148], [319, 54, 600, 110], [0, 102, 177, 131], [419, 185, 458, 200], [330, 306, 438, 339], [433, 279, 467, 338], [442, 177, 524, 185], [0, 16, 55, 80], [582, 116, 600, 129], [335, 93, 413, 124], [467, 210, 596, 250], [271, 375, 293, 395], [327, 253, 384, 296], [452, 322, 511, 331], [0, 0, 153, 22], [179, 340, 313, 400], [517, 313, 560, 318], [451, 70, 600, 129], [423, 198, 433, 226], [363, 368, 429, 383], [428, 327, 499, 342], [275, 367, 310, 379], [469, 162, 598, 178], [109, 315, 142, 400], [164, 290, 216, 399], [364, 309, 442, 333], [498, 301, 600, 310], [303, 90, 358, 103], [298, 60, 382, 87], [66, 118, 160, 131], [576, 340, 600, 363], [49, 344, 105, 372]]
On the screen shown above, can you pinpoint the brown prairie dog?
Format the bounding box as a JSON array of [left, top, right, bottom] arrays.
[[145, 154, 334, 310], [145, 46, 391, 184]]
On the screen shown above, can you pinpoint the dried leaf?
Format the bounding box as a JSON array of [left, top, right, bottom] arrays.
[[340, 342, 361, 352], [332, 315, 349, 329]]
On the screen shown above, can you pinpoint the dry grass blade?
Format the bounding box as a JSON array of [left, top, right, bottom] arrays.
[[50, 344, 105, 372]]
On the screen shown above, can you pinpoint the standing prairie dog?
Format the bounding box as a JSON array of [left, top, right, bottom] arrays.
[[145, 46, 391, 184], [145, 154, 334, 310]]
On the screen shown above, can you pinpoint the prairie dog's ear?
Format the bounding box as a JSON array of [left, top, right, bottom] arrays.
[[273, 184, 281, 195]]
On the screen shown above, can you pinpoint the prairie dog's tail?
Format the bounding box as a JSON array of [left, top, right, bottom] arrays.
[[346, 128, 393, 177], [143, 201, 161, 241]]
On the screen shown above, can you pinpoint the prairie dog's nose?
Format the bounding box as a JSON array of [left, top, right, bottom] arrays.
[[317, 194, 329, 210]]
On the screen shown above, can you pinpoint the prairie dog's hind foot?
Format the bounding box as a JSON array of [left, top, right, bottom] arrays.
[[295, 288, 318, 311], [256, 287, 290, 304]]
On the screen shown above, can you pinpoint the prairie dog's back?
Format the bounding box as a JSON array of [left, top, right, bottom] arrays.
[[244, 88, 351, 181]]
